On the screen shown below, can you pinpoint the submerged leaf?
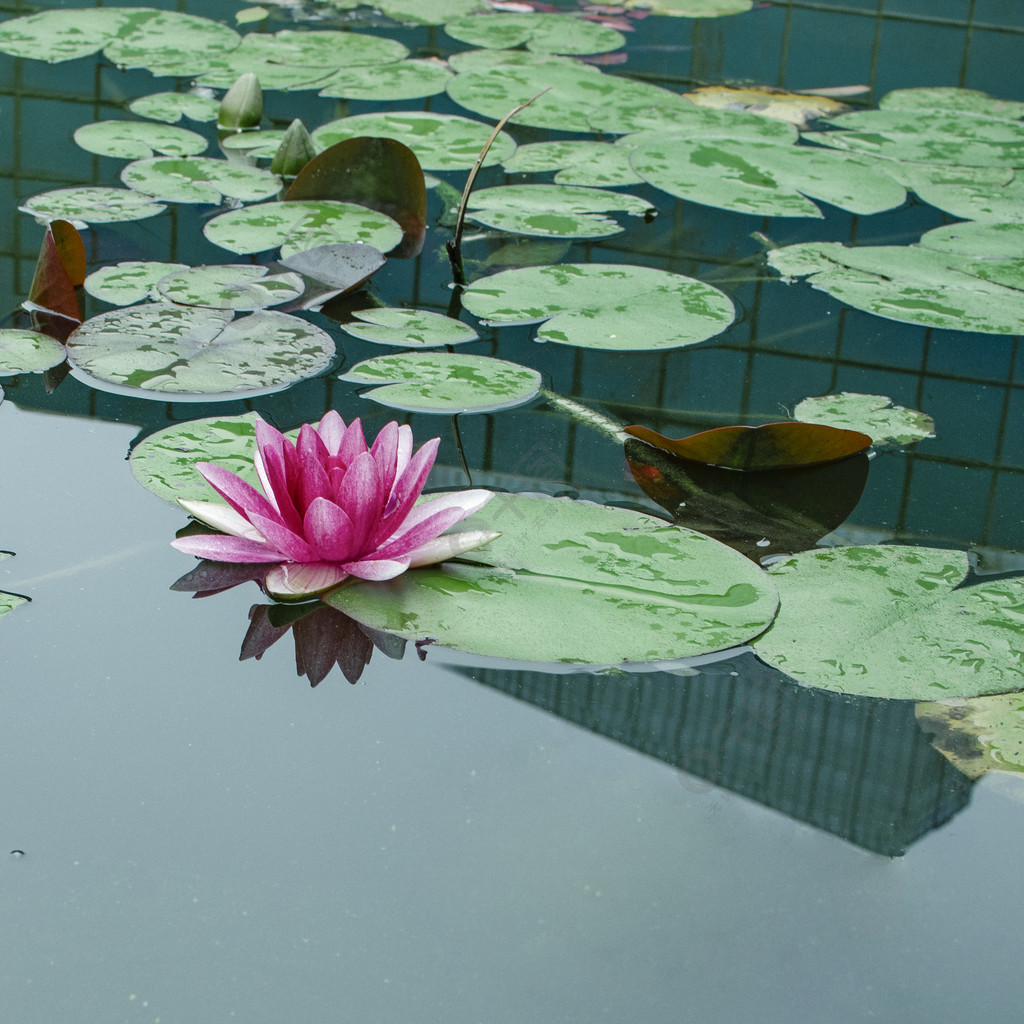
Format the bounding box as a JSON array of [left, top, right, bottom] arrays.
[[683, 84, 852, 127]]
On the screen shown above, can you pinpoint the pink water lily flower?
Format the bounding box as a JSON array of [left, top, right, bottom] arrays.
[[172, 411, 498, 600]]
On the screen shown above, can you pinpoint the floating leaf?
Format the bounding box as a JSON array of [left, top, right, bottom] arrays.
[[20, 187, 166, 225], [155, 266, 305, 310], [587, 0, 753, 13], [204, 201, 402, 258], [313, 112, 515, 171], [464, 184, 654, 238], [767, 241, 1024, 335], [916, 693, 1024, 780], [0, 330, 66, 375], [340, 351, 541, 413], [0, 553, 29, 620], [919, 220, 1024, 259], [898, 164, 1024, 223], [120, 157, 281, 204], [683, 85, 852, 127], [85, 261, 190, 306], [73, 121, 207, 159], [276, 243, 387, 310], [502, 140, 643, 187], [620, 105, 799, 143], [128, 91, 221, 124], [327, 493, 779, 665], [220, 129, 289, 160], [318, 59, 453, 101], [444, 13, 624, 55], [879, 86, 1024, 120], [101, 11, 242, 77], [462, 263, 735, 351], [754, 546, 1024, 701], [67, 306, 335, 398], [794, 393, 935, 448], [0, 8, 139, 62], [26, 220, 85, 322], [630, 137, 905, 217], [338, 308, 478, 347], [624, 421, 871, 470], [359, 0, 490, 23]]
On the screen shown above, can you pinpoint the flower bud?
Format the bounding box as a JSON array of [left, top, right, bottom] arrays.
[[219, 72, 263, 130], [271, 119, 317, 177]]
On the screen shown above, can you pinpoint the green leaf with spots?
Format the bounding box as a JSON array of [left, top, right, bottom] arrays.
[[920, 220, 1024, 258], [465, 184, 654, 238], [120, 157, 280, 204], [754, 546, 1024, 701], [916, 692, 1024, 780], [318, 59, 453, 101], [0, 329, 66, 374], [73, 121, 207, 160], [313, 112, 515, 171], [85, 261, 189, 306], [794, 393, 935, 449], [880, 86, 1024, 120], [155, 266, 305, 310], [588, 0, 752, 14], [101, 10, 242, 77], [20, 187, 166, 225], [67, 305, 335, 399], [128, 91, 221, 124], [339, 308, 478, 347], [444, 13, 624, 55], [462, 263, 735, 351], [0, 8, 141, 62], [203, 200, 402, 257], [327, 493, 779, 665], [502, 140, 643, 187], [898, 164, 1024, 223], [340, 351, 541, 413]]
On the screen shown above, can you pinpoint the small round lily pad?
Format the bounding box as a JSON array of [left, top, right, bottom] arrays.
[[0, 329, 66, 375], [85, 261, 190, 306], [339, 308, 479, 347], [794, 393, 935, 449], [73, 121, 208, 160]]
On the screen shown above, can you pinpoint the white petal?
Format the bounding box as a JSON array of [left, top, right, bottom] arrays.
[[392, 488, 495, 540], [177, 498, 266, 541], [407, 529, 501, 567]]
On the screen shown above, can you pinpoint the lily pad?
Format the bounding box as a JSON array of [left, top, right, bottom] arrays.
[[919, 220, 1024, 259], [0, 8, 141, 62], [502, 140, 643, 187], [101, 10, 242, 77], [120, 157, 280, 205], [313, 112, 515, 172], [0, 553, 28, 620], [444, 13, 624, 55], [587, 0, 752, 13], [318, 59, 453, 101], [339, 308, 478, 347], [464, 184, 654, 238], [340, 351, 541, 413], [0, 329, 66, 375], [327, 493, 779, 665], [67, 306, 335, 398], [916, 693, 1024, 780], [630, 137, 905, 217], [73, 121, 207, 160], [794, 393, 935, 448], [754, 545, 1024, 701], [155, 266, 305, 310], [357, 0, 489, 22], [204, 201, 402, 258], [879, 86, 1024, 120], [767, 241, 1024, 335], [898, 164, 1024, 223], [462, 263, 735, 351], [20, 187, 166, 225], [128, 91, 221, 124], [85, 261, 190, 306]]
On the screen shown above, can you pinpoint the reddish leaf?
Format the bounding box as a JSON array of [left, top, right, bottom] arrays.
[[623, 421, 871, 471], [284, 137, 427, 258], [27, 220, 85, 323]]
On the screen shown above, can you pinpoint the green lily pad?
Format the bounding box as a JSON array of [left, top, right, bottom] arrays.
[[20, 187, 166, 225], [130, 411, 266, 503], [128, 91, 221, 124], [754, 545, 1024, 700], [879, 86, 1024, 121], [0, 553, 28, 621], [354, 0, 489, 23], [101, 10, 242, 77], [465, 184, 654, 238], [502, 140, 643, 187], [120, 157, 281, 204], [203, 200, 402, 257], [898, 164, 1024, 223], [327, 493, 779, 665], [916, 692, 1024, 780], [155, 265, 305, 310], [447, 48, 584, 74], [816, 108, 1024, 167], [340, 351, 541, 413], [462, 263, 735, 351], [920, 220, 1024, 259], [85, 261, 190, 305], [219, 129, 289, 159], [0, 329, 66, 374], [339, 308, 479, 347], [73, 121, 207, 160], [588, 0, 752, 13], [313, 112, 515, 172], [447, 61, 693, 134], [444, 13, 624, 55], [318, 59, 453, 101], [630, 137, 905, 217], [0, 8, 141, 62], [767, 242, 1024, 335], [793, 393, 935, 448], [67, 305, 335, 398]]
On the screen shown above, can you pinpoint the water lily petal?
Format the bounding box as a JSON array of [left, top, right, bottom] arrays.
[[171, 533, 285, 562], [246, 509, 319, 562], [335, 449, 385, 551], [265, 560, 351, 600], [370, 437, 439, 546], [303, 495, 356, 562], [297, 449, 332, 513], [371, 504, 470, 561], [177, 498, 266, 541], [316, 409, 346, 456], [337, 417, 368, 466], [297, 421, 329, 465], [196, 461, 280, 524], [407, 529, 502, 567], [380, 488, 495, 551], [258, 436, 304, 535], [342, 556, 411, 581], [370, 420, 400, 496]]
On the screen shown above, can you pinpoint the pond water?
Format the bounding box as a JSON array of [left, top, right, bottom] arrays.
[[3, 1, 1024, 1021]]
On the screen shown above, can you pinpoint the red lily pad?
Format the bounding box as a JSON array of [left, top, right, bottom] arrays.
[[26, 219, 85, 323], [623, 421, 872, 471]]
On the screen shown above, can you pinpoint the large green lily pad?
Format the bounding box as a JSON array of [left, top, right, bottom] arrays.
[[339, 308, 479, 348], [767, 241, 1024, 335], [340, 351, 541, 413], [74, 121, 207, 159], [462, 263, 735, 351], [327, 493, 780, 665], [502, 140, 643, 187], [67, 305, 335, 398], [203, 201, 402, 257], [754, 545, 1024, 701], [898, 164, 1024, 223], [324, 0, 490, 23], [879, 86, 1024, 120], [0, 7, 144, 62], [312, 112, 515, 171], [318, 59, 453, 101], [20, 187, 166, 225], [794, 393, 935, 449], [0, 329, 66, 374], [101, 10, 242, 77], [919, 220, 1024, 259], [444, 13, 624, 55], [120, 157, 280, 204]]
